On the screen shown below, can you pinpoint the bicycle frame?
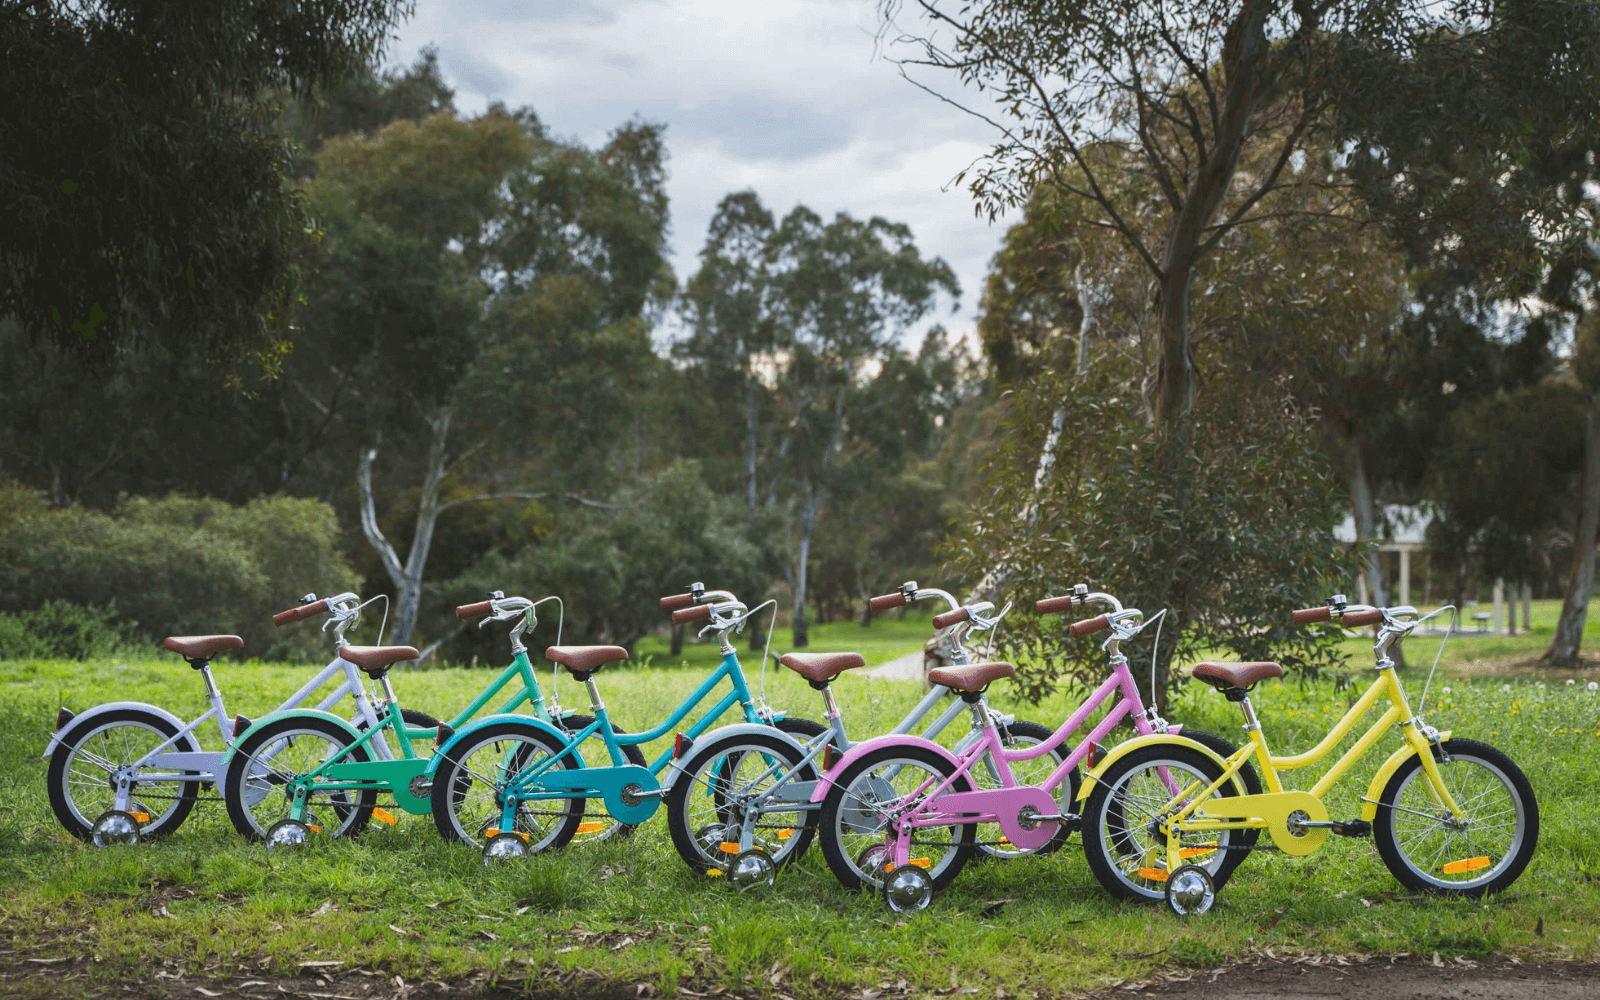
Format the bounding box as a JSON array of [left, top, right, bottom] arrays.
[[243, 644, 560, 819], [489, 647, 774, 829], [843, 640, 1178, 863], [46, 652, 391, 815], [1149, 665, 1460, 859]]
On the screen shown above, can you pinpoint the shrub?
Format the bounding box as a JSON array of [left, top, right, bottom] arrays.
[[0, 485, 357, 659], [0, 601, 145, 660]]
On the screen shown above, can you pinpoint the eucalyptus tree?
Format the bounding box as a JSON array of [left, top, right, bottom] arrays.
[[289, 109, 672, 645]]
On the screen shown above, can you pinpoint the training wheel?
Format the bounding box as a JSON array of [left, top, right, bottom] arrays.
[[91, 810, 142, 848], [694, 822, 729, 864], [855, 843, 890, 886], [482, 831, 530, 864], [729, 849, 775, 891], [882, 863, 933, 914], [1165, 864, 1215, 917], [265, 818, 312, 849]]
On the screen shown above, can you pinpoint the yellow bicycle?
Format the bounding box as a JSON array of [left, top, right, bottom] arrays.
[[1077, 596, 1539, 915]]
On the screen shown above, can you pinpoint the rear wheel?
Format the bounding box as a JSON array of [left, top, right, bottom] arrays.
[[1374, 738, 1537, 897], [553, 714, 646, 845], [224, 716, 375, 841], [431, 722, 584, 853], [965, 719, 1078, 859], [818, 744, 975, 893], [1177, 729, 1261, 885], [1081, 743, 1246, 903], [666, 732, 815, 873], [48, 709, 201, 841]]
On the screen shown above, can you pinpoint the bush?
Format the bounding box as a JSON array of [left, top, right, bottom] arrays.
[[0, 601, 145, 660], [0, 485, 358, 659]]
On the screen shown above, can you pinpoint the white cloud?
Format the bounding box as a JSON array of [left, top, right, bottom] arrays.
[[390, 0, 1010, 347]]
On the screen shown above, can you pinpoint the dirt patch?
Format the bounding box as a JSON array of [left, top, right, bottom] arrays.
[[1127, 956, 1600, 999]]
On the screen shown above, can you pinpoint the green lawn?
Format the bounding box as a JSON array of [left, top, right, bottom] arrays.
[[2, 629, 1597, 998]]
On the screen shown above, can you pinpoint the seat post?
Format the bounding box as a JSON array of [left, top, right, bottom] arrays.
[[584, 676, 604, 711], [186, 658, 221, 699], [1238, 694, 1261, 733], [376, 673, 399, 707], [818, 683, 842, 721]]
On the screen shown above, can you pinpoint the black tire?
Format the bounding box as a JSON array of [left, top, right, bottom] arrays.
[[553, 714, 647, 844], [47, 709, 201, 841], [356, 707, 442, 739], [967, 718, 1079, 859], [819, 743, 975, 893], [666, 731, 816, 873], [1081, 743, 1246, 903], [1177, 728, 1261, 885], [1373, 738, 1538, 897], [224, 715, 376, 841], [431, 721, 585, 851], [774, 716, 828, 740]]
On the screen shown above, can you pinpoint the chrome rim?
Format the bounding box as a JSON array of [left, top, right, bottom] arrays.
[[62, 720, 188, 833], [1388, 753, 1525, 890], [441, 733, 579, 852], [1095, 755, 1234, 900]]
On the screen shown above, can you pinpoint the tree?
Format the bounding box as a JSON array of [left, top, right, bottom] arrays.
[[2, 0, 412, 359], [885, 0, 1600, 443], [1546, 312, 1600, 665], [288, 109, 672, 645]]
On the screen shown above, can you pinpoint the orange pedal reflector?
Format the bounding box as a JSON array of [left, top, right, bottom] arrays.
[[128, 811, 150, 824], [1137, 867, 1169, 882], [306, 825, 324, 833], [718, 842, 741, 854], [371, 808, 398, 825], [908, 857, 930, 869], [1178, 844, 1217, 858], [1442, 856, 1491, 874], [776, 829, 794, 840], [575, 821, 606, 834]]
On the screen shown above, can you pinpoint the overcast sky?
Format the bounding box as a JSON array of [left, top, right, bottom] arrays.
[[390, 0, 1008, 346]]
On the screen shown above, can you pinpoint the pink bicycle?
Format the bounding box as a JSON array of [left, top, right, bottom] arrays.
[[814, 585, 1258, 911]]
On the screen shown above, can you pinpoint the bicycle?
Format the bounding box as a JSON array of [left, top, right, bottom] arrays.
[[428, 584, 816, 862], [661, 579, 1076, 889], [1077, 596, 1539, 916], [43, 592, 420, 846], [814, 585, 1255, 912], [220, 591, 576, 846]]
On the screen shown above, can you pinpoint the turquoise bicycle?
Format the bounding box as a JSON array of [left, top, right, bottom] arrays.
[[429, 584, 814, 861]]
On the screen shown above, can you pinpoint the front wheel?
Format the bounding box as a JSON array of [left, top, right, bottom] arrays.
[[47, 709, 201, 841], [224, 716, 375, 841], [1374, 738, 1538, 897], [553, 714, 646, 845], [666, 732, 815, 873], [431, 722, 585, 852], [818, 744, 975, 893], [1080, 743, 1246, 904]]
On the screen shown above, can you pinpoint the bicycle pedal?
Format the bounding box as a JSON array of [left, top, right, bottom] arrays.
[[1330, 819, 1371, 838]]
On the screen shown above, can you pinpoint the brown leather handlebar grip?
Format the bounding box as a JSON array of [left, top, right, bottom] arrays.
[[1069, 614, 1110, 638], [673, 605, 712, 624], [660, 592, 695, 611], [1342, 609, 1384, 627], [931, 607, 970, 629], [273, 599, 329, 626], [1292, 606, 1332, 625], [869, 592, 906, 611], [1036, 595, 1075, 615], [456, 601, 493, 621]]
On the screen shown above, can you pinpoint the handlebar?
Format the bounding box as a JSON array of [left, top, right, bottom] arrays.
[[1035, 595, 1075, 615], [869, 592, 905, 611], [931, 606, 969, 629], [1291, 606, 1331, 625], [1069, 614, 1110, 638], [456, 600, 493, 621], [273, 599, 329, 626], [673, 604, 712, 624], [1342, 609, 1384, 627], [660, 592, 696, 611]]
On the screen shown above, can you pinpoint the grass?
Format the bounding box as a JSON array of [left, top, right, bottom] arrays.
[[2, 609, 1598, 998]]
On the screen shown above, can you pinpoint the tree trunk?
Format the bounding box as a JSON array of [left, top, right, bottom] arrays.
[[670, 623, 684, 656], [1350, 445, 1387, 607], [791, 521, 812, 648], [1544, 387, 1600, 666], [356, 406, 456, 648], [744, 371, 759, 512], [859, 596, 873, 627]]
